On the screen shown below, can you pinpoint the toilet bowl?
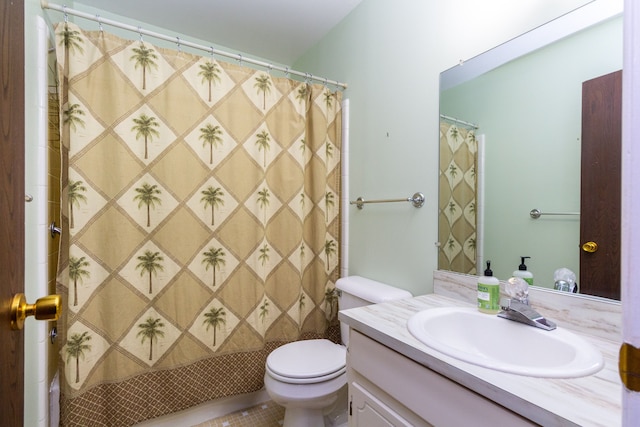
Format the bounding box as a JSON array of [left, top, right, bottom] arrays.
[[264, 339, 346, 427], [263, 276, 412, 427]]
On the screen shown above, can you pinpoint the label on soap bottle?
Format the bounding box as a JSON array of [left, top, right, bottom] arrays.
[[477, 283, 500, 313]]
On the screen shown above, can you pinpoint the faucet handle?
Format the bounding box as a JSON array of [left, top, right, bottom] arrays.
[[499, 297, 528, 310], [498, 298, 557, 331]]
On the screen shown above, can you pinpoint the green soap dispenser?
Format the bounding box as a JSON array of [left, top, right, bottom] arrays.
[[477, 261, 500, 314], [513, 256, 534, 286]]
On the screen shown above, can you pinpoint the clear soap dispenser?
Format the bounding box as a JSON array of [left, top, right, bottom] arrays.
[[477, 261, 500, 314]]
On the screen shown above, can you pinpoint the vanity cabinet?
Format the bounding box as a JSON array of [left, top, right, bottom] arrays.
[[347, 329, 536, 427]]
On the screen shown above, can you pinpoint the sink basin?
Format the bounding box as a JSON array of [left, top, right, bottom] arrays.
[[407, 307, 603, 378]]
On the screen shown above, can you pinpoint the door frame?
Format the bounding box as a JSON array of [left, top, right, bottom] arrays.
[[622, 0, 640, 422]]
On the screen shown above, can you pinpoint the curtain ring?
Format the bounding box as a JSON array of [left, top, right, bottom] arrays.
[[210, 46, 215, 59], [284, 67, 290, 78], [63, 5, 68, 23], [324, 77, 328, 88], [176, 36, 181, 52], [267, 64, 273, 75], [138, 27, 143, 43], [237, 54, 243, 65]]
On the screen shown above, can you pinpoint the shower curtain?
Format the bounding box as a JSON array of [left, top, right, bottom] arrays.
[[55, 22, 342, 426], [438, 121, 477, 274]]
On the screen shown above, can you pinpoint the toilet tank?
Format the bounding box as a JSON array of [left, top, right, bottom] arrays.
[[336, 276, 412, 346]]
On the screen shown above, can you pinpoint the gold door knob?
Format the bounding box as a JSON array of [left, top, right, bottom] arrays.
[[582, 241, 599, 253], [10, 293, 61, 330]]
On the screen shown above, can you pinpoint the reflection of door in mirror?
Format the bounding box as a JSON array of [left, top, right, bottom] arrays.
[[438, 120, 478, 275], [580, 70, 621, 300]]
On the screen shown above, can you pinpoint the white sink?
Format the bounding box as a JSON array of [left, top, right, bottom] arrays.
[[407, 307, 604, 378]]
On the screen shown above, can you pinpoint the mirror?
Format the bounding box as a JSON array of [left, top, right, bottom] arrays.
[[438, 4, 623, 298]]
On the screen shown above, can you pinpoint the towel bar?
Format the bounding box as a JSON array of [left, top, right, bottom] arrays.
[[530, 208, 580, 219], [350, 192, 425, 210]]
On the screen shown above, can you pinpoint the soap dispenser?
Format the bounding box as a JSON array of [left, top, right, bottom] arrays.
[[513, 256, 533, 286], [477, 261, 500, 314]]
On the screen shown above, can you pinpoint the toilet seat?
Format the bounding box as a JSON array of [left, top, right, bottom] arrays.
[[266, 339, 346, 384]]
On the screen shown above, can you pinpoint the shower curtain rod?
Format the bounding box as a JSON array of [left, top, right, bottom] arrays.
[[40, 1, 348, 90], [440, 114, 478, 129]]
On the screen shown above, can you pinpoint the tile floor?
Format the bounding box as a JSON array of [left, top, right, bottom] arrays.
[[192, 401, 285, 427]]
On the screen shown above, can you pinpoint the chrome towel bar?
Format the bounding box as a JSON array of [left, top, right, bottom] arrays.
[[350, 192, 425, 210], [530, 208, 580, 219]]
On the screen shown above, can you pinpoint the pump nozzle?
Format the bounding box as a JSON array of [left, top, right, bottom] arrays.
[[518, 256, 531, 271], [484, 260, 493, 277]]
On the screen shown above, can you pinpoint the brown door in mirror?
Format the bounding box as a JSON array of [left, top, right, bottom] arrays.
[[580, 70, 622, 300]]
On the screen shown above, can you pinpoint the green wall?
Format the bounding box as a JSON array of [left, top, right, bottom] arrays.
[[293, 0, 603, 296]]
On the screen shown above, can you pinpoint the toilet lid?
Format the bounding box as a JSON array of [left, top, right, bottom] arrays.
[[266, 339, 346, 380]]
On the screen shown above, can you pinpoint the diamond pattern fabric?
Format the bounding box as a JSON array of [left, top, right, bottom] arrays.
[[438, 122, 478, 274], [55, 23, 341, 426]]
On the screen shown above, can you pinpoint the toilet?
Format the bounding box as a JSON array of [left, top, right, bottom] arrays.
[[264, 276, 412, 427]]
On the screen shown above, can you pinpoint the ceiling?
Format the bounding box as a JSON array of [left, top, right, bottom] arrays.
[[76, 0, 363, 65]]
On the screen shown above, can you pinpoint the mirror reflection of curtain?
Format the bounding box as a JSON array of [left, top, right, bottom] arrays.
[[438, 121, 477, 274], [55, 22, 342, 426]]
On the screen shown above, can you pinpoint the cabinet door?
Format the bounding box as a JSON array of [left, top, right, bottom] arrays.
[[348, 330, 537, 426], [351, 381, 429, 427]]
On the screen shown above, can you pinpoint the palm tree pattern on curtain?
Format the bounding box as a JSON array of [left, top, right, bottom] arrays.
[[438, 121, 478, 274], [55, 23, 342, 426]]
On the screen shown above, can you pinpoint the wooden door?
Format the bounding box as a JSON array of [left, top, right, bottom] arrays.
[[580, 70, 622, 300], [0, 0, 26, 425]]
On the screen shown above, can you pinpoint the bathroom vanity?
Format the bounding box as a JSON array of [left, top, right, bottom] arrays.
[[347, 329, 536, 426], [339, 271, 621, 427]]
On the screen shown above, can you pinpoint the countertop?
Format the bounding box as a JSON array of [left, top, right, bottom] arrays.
[[339, 293, 621, 427]]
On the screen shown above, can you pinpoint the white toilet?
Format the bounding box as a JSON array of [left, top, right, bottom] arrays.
[[264, 276, 412, 427]]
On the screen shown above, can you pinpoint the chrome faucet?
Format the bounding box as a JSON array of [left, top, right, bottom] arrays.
[[498, 298, 556, 331]]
